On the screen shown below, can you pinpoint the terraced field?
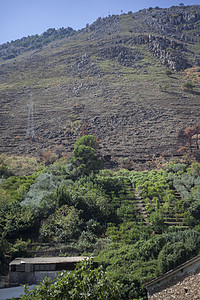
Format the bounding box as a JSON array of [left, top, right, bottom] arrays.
[[0, 5, 200, 168]]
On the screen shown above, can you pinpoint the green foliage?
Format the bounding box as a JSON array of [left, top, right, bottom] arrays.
[[97, 228, 200, 298], [47, 158, 73, 176], [0, 174, 38, 202], [156, 229, 200, 275], [0, 188, 10, 209], [1, 153, 200, 299], [39, 177, 114, 230], [97, 243, 151, 299], [187, 162, 200, 177], [20, 259, 122, 300], [116, 202, 138, 222], [39, 205, 83, 243], [182, 211, 199, 226], [168, 166, 200, 223], [96, 176, 133, 202], [165, 162, 187, 174], [188, 201, 200, 219], [74, 135, 97, 149], [106, 222, 152, 244], [182, 81, 195, 92], [0, 238, 10, 268], [149, 210, 165, 232], [0, 201, 38, 239], [22, 173, 71, 208], [10, 238, 30, 259], [130, 169, 175, 220], [72, 135, 102, 176], [72, 145, 102, 175], [156, 242, 189, 275], [0, 162, 12, 178]]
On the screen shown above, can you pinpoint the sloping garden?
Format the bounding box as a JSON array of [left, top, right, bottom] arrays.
[[0, 135, 200, 299]]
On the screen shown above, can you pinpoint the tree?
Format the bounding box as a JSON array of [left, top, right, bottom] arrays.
[[0, 201, 38, 239], [178, 124, 200, 154], [20, 259, 122, 300], [74, 135, 97, 149], [72, 135, 102, 176], [39, 205, 82, 243]]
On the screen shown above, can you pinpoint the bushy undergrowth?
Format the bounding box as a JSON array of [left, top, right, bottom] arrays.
[[22, 173, 72, 208], [97, 228, 200, 298]]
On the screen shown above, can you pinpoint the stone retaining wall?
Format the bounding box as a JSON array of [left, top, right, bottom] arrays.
[[147, 262, 200, 300]]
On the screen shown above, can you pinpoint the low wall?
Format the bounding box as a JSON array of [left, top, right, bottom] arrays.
[[9, 271, 59, 286], [147, 263, 200, 300]]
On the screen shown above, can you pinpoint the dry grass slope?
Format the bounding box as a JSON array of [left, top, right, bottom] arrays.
[[0, 5, 200, 169]]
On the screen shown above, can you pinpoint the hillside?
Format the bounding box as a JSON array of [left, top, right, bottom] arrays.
[[0, 5, 200, 168]]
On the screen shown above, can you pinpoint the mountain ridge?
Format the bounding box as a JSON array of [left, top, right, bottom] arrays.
[[0, 5, 200, 169]]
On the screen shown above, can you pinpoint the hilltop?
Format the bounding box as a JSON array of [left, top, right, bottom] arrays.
[[0, 5, 200, 169]]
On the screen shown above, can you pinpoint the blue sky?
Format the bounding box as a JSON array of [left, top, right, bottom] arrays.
[[0, 0, 199, 44]]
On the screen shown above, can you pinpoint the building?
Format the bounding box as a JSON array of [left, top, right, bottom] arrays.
[[9, 256, 87, 286], [144, 254, 200, 300]]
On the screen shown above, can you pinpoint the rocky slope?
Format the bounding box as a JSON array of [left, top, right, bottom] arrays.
[[0, 5, 200, 168]]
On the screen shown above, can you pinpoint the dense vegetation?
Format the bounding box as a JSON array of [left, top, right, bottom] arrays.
[[0, 135, 200, 299]]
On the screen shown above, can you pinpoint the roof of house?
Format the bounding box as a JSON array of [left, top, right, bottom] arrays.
[[144, 254, 200, 288], [9, 256, 88, 266]]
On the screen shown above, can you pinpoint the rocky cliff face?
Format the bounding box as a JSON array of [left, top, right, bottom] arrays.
[[0, 5, 200, 168], [147, 35, 190, 71]]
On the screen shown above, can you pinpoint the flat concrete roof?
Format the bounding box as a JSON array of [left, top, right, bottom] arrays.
[[10, 256, 87, 266]]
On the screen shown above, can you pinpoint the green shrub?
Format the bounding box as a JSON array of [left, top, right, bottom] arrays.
[[187, 162, 200, 177], [47, 158, 73, 176], [182, 81, 195, 92], [106, 222, 152, 244], [0, 174, 38, 202], [20, 259, 122, 300], [10, 238, 30, 259], [22, 173, 70, 208], [166, 163, 187, 174], [39, 205, 83, 243], [156, 242, 189, 275], [189, 201, 200, 219]]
